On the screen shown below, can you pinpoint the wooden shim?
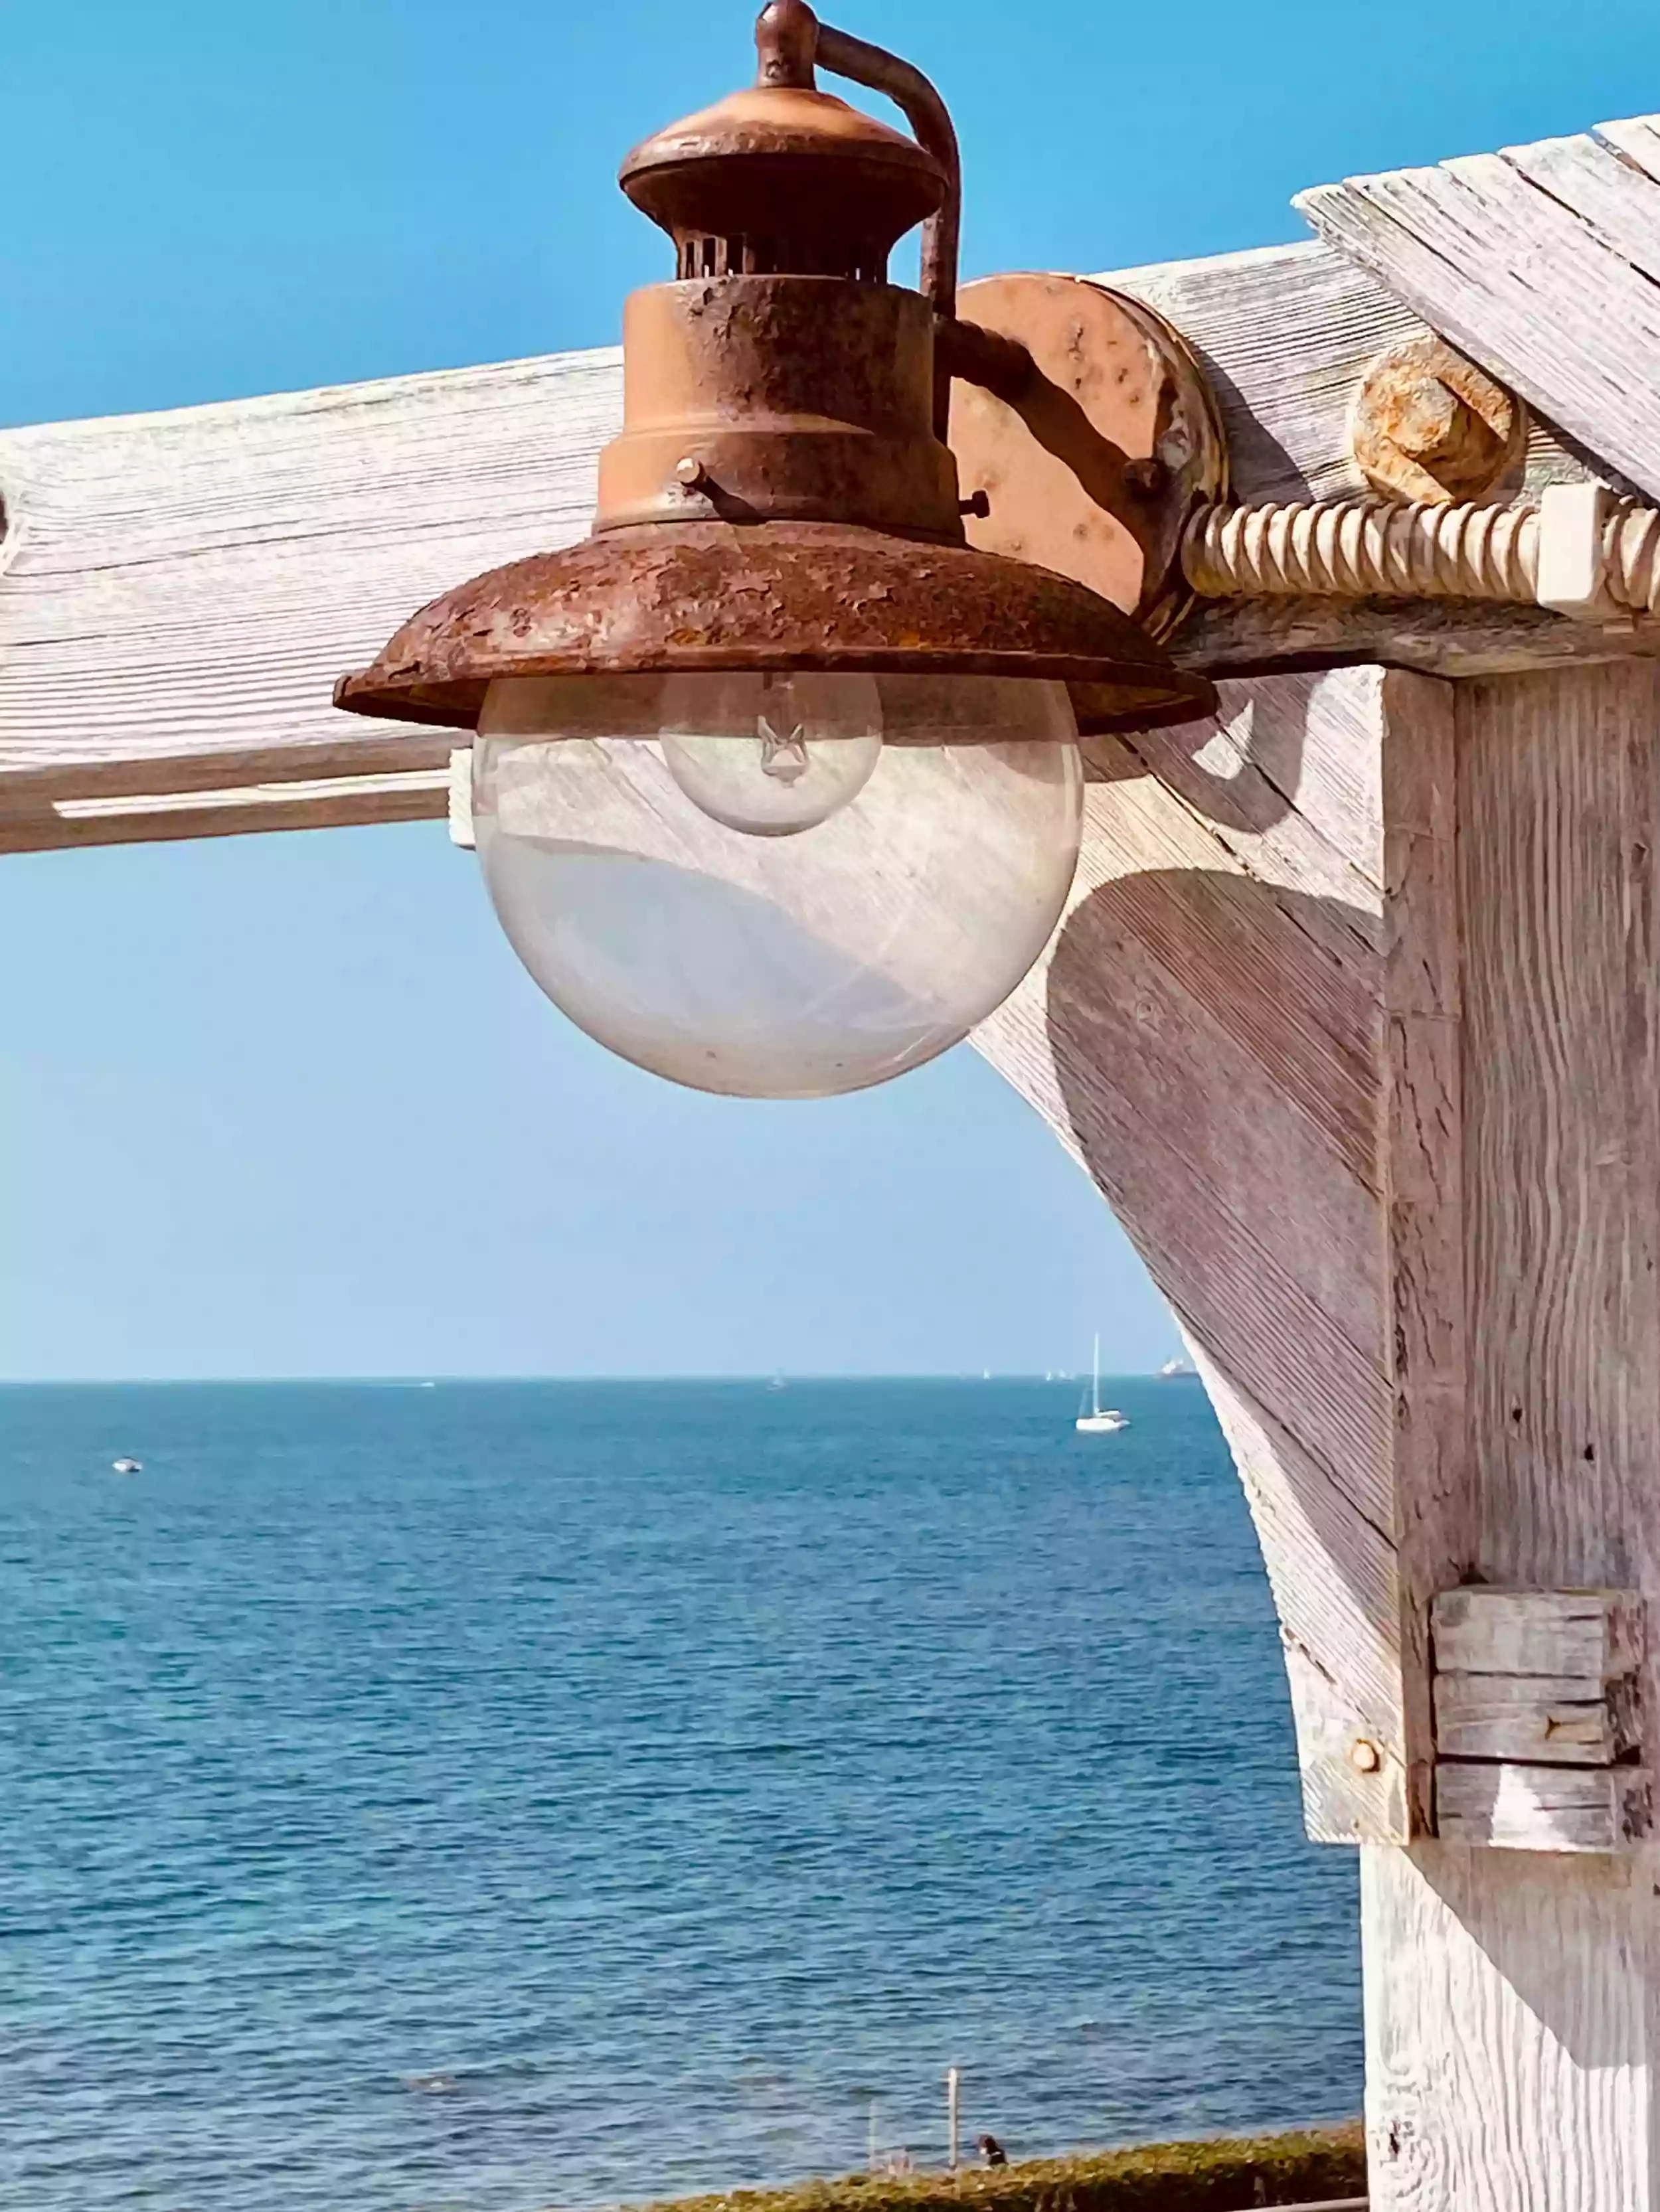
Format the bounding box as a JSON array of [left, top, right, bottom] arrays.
[[1299, 127, 1660, 501], [1432, 1674, 1639, 1765], [1434, 1762, 1652, 1851], [1432, 1589, 1645, 1680]]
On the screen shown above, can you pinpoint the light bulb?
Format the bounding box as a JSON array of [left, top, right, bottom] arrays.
[[473, 672, 1083, 1100], [659, 672, 883, 836]]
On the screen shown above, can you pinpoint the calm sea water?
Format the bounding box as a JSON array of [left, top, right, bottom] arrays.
[[0, 1380, 1361, 2212]]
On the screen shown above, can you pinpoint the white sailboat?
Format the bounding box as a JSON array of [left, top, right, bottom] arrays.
[[1075, 1335, 1128, 1434]]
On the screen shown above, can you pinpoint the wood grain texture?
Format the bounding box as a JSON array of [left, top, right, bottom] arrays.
[[1433, 1589, 1645, 1679], [1380, 670, 1465, 1834], [1364, 1843, 1658, 2206], [0, 212, 1619, 852], [1460, 665, 1660, 1624], [1433, 1674, 1639, 1764], [1183, 590, 1660, 684], [1361, 661, 1660, 2210], [1299, 118, 1660, 502], [972, 666, 1455, 1842], [0, 766, 451, 852], [1434, 1763, 1652, 1850]]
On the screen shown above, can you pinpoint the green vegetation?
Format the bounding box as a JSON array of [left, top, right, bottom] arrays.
[[637, 2126, 1367, 2212]]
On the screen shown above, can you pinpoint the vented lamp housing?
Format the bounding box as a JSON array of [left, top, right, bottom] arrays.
[[335, 0, 1216, 1099]]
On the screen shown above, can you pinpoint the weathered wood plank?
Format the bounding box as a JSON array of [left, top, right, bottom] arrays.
[[0, 211, 1618, 851], [1363, 1847, 1656, 2203], [1501, 131, 1660, 288], [1432, 1674, 1639, 1764], [1298, 132, 1660, 502], [1593, 116, 1660, 189], [1434, 1762, 1652, 1850], [1460, 666, 1660, 1617], [1432, 1589, 1645, 1680], [974, 667, 1432, 1842], [1363, 662, 1660, 2209], [0, 765, 451, 852], [1183, 590, 1660, 684], [1380, 670, 1466, 1836]]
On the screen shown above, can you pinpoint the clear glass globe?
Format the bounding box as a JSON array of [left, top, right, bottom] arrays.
[[659, 671, 883, 836], [473, 672, 1084, 1100]]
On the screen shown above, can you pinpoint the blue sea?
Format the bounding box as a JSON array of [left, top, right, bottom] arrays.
[[0, 1379, 1361, 2212]]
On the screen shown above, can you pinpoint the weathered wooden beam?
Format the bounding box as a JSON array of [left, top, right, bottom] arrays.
[[0, 767, 452, 852], [0, 212, 1616, 855]]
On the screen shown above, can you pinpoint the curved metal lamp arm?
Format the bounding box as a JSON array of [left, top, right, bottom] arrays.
[[754, 1, 963, 435], [811, 23, 961, 335]]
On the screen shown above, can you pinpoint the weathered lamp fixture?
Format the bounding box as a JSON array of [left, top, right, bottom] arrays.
[[336, 0, 1218, 1098]]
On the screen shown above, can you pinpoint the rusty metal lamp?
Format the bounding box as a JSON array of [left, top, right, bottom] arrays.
[[335, 0, 1219, 1099]]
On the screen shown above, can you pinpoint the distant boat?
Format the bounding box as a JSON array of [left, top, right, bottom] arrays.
[[1075, 1336, 1128, 1435], [110, 1458, 141, 1474], [1158, 1356, 1197, 1380]]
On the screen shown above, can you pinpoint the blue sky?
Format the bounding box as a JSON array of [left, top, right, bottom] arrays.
[[1, 0, 1655, 1379]]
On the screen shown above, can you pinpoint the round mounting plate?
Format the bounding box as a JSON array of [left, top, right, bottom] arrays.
[[948, 272, 1228, 640]]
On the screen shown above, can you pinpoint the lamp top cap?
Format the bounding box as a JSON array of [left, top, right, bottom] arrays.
[[618, 3, 947, 262]]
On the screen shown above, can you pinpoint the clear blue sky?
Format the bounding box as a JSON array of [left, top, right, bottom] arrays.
[[0, 0, 1653, 1380]]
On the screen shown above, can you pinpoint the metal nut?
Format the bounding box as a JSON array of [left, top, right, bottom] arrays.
[[1351, 337, 1526, 506]]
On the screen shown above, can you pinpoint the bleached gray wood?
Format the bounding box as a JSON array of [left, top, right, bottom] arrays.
[[1432, 1589, 1645, 1680], [1358, 662, 1660, 2210], [1432, 1674, 1639, 1764], [973, 667, 1463, 1844], [0, 214, 1617, 855], [0, 345, 619, 849], [1363, 1846, 1660, 2206], [0, 765, 451, 852], [1593, 116, 1660, 189], [1185, 586, 1660, 683], [1434, 1763, 1652, 1850], [1501, 131, 1660, 288], [1298, 119, 1660, 503]]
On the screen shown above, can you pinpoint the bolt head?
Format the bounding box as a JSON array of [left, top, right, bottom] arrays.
[[674, 457, 707, 489], [1349, 1738, 1382, 1775]]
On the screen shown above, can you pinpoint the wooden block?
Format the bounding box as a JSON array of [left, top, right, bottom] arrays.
[[1431, 1588, 1643, 1680], [1435, 1761, 1652, 1852], [1433, 1672, 1639, 1764]]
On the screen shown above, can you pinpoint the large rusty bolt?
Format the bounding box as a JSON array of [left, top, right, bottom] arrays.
[[1351, 336, 1527, 506]]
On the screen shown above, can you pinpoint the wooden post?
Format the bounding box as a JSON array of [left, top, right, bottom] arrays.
[[1359, 660, 1660, 2209], [972, 659, 1660, 2208]]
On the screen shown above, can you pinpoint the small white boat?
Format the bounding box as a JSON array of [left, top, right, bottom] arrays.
[[1075, 1336, 1128, 1435], [110, 1458, 142, 1474], [1158, 1356, 1196, 1379]]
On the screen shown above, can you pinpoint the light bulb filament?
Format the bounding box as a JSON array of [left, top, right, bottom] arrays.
[[758, 718, 810, 786]]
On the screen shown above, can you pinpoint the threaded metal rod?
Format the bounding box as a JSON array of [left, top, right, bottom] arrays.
[[1179, 493, 1660, 617]]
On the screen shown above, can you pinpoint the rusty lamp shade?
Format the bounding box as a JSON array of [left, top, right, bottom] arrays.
[[335, 0, 1214, 1099]]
